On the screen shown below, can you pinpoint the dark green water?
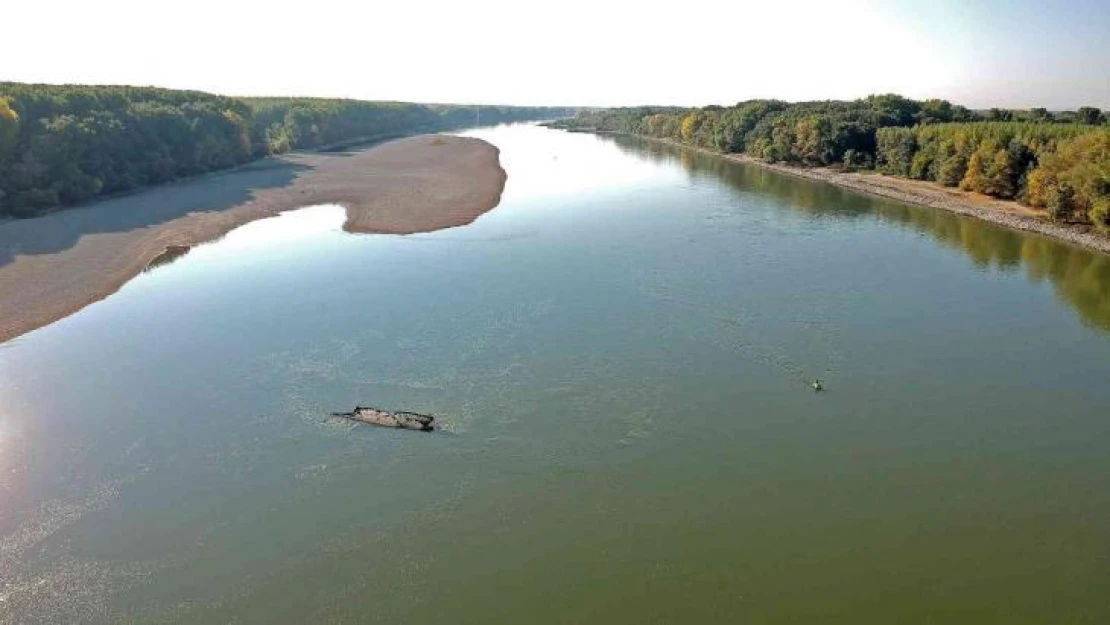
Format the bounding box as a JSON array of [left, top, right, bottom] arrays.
[[1, 125, 1109, 624]]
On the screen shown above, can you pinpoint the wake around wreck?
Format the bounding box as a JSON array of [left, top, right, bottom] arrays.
[[332, 406, 436, 432]]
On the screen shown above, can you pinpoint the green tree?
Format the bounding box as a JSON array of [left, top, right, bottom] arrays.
[[767, 120, 795, 162], [937, 150, 968, 187], [984, 147, 1017, 198], [1029, 108, 1053, 122], [987, 108, 1013, 122], [866, 94, 920, 126], [1076, 107, 1102, 125], [876, 127, 916, 176], [0, 82, 568, 217], [1045, 182, 1075, 221], [793, 117, 835, 164]]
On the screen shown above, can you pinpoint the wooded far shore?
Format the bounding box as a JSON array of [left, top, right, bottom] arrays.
[[548, 97, 1109, 234], [0, 82, 569, 218]]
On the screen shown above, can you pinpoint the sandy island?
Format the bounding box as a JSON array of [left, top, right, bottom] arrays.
[[0, 135, 506, 344]]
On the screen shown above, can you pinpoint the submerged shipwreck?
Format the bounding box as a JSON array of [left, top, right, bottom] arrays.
[[332, 406, 436, 432]]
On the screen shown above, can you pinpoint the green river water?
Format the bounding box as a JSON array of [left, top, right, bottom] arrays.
[[1, 124, 1108, 623]]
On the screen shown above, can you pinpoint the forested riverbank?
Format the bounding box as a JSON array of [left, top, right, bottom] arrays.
[[548, 96, 1109, 231], [0, 83, 569, 218]]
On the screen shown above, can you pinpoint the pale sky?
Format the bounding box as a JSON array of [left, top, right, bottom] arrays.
[[6, 0, 1108, 109]]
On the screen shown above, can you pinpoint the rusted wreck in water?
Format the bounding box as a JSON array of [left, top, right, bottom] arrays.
[[332, 406, 436, 432]]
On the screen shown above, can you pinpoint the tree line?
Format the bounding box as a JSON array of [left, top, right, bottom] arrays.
[[0, 83, 571, 218], [551, 96, 1109, 230], [876, 123, 1108, 226]]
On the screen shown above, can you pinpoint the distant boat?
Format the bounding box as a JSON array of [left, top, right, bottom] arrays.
[[332, 406, 435, 431], [812, 380, 823, 392]]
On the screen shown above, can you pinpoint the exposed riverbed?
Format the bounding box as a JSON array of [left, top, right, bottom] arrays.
[[0, 134, 505, 343]]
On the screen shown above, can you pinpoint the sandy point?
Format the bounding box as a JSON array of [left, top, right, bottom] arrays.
[[0, 135, 507, 344]]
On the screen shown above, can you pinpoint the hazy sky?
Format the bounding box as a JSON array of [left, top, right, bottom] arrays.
[[7, 0, 1108, 108]]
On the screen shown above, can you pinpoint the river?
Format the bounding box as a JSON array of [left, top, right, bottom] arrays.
[[1, 124, 1108, 623]]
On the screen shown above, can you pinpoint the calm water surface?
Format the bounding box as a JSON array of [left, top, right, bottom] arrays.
[[1, 125, 1109, 623]]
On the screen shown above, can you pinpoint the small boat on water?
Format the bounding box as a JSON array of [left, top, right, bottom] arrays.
[[332, 406, 436, 431], [812, 379, 823, 392]]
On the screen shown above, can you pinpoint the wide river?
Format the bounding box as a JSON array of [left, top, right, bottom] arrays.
[[2, 124, 1109, 624]]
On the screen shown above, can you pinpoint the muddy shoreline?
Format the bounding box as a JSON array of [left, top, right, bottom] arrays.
[[0, 135, 506, 344]]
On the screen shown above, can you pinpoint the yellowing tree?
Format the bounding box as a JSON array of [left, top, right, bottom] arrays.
[[1027, 131, 1110, 228], [960, 145, 989, 192], [643, 114, 674, 138], [793, 117, 832, 164], [0, 97, 18, 161], [680, 113, 701, 143]]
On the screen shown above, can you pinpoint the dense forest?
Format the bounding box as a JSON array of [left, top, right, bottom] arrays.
[[0, 83, 571, 218], [551, 96, 1110, 230]]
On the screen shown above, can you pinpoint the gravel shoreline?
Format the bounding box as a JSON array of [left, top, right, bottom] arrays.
[[0, 135, 506, 344]]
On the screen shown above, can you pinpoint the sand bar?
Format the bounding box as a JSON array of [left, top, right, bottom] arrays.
[[0, 135, 506, 344]]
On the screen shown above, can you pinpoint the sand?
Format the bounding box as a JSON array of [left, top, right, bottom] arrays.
[[0, 135, 506, 344]]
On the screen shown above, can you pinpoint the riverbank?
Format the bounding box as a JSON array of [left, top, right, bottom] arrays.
[[0, 135, 506, 344], [607, 134, 1110, 256]]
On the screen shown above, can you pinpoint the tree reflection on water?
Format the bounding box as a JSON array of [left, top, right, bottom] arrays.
[[611, 135, 1110, 333]]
